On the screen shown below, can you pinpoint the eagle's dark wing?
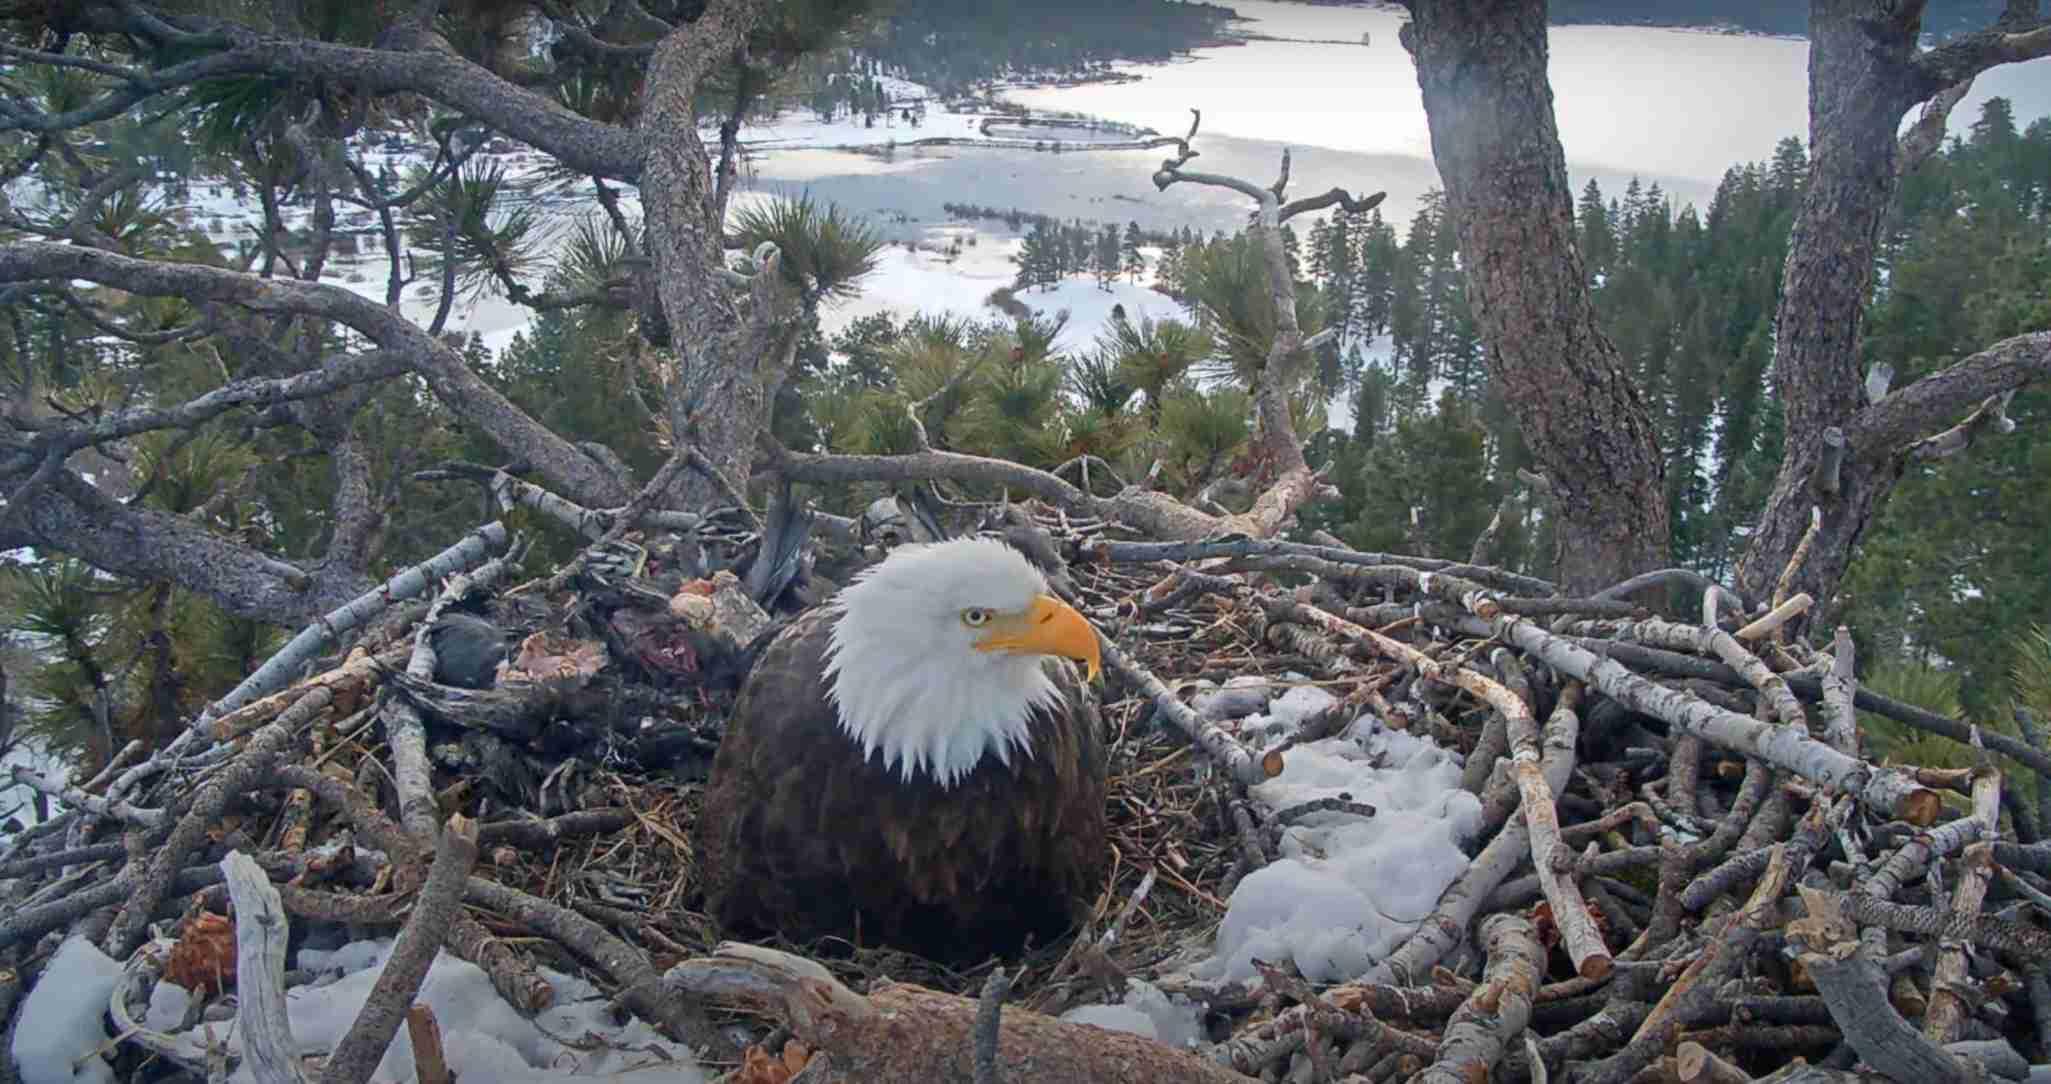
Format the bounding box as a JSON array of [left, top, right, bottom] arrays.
[[696, 608, 1107, 964]]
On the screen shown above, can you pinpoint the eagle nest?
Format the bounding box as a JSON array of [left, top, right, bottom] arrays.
[[3, 499, 2046, 1084]]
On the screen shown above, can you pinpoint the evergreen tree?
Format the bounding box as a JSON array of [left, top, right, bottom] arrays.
[[1352, 208, 1398, 344], [1121, 221, 1146, 282], [1094, 223, 1122, 290], [1576, 178, 1614, 283]]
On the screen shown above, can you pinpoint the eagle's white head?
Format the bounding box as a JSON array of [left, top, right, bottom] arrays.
[[823, 536, 1102, 788]]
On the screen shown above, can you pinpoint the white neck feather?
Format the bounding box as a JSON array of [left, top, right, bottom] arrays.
[[821, 539, 1068, 788]]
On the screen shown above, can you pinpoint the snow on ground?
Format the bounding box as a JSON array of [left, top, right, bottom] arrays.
[[821, 231, 1181, 349], [150, 939, 707, 1083], [1192, 680, 1480, 985], [1058, 979, 1207, 1049], [12, 936, 124, 1084]]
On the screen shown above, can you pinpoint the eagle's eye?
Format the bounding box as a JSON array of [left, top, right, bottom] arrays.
[[962, 607, 991, 627]]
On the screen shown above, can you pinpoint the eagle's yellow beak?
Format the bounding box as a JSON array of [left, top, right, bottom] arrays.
[[975, 593, 1103, 683]]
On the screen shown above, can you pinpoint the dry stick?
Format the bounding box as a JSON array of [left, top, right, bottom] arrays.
[[1588, 806, 1824, 1084], [1079, 536, 1556, 598], [974, 967, 1012, 1084], [387, 553, 517, 841], [89, 523, 508, 828], [405, 1007, 452, 1084], [461, 876, 723, 1052], [1, 766, 167, 830], [319, 814, 480, 1084], [1370, 684, 1581, 985], [1924, 770, 2003, 1045], [1675, 1042, 1752, 1084], [267, 764, 552, 1011], [1789, 889, 1969, 1084], [1413, 914, 1544, 1084], [1733, 594, 1814, 642], [1274, 597, 1612, 979], [101, 716, 301, 959], [210, 643, 410, 742], [204, 522, 510, 728], [221, 850, 310, 1084], [1818, 626, 1858, 757], [1612, 613, 1810, 732], [1772, 505, 1824, 618], [1100, 636, 1264, 785], [1833, 890, 2051, 958], [1485, 614, 1940, 824]]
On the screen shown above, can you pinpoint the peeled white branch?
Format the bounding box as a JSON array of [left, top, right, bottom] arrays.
[[1486, 614, 1940, 824], [222, 851, 311, 1083]]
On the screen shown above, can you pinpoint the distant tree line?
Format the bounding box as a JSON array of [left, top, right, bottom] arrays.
[[801, 0, 1237, 97], [1544, 0, 2006, 37]]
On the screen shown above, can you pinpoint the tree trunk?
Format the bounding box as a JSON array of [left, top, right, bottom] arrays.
[[1731, 2, 1924, 615], [640, 0, 802, 508], [1400, 0, 1670, 594]]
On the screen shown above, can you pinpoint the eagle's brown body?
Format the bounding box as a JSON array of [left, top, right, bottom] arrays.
[[697, 606, 1109, 963]]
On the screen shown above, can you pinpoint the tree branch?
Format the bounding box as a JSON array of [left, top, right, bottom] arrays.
[[0, 241, 634, 508], [1846, 330, 2049, 456], [1910, 17, 2051, 97]]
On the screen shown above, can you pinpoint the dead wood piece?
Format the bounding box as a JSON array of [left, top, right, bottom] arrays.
[[1101, 637, 1264, 785], [406, 1006, 452, 1084], [103, 719, 301, 960], [1488, 614, 1940, 824], [463, 876, 725, 1055], [1834, 887, 2051, 957], [210, 643, 411, 741], [319, 814, 480, 1084], [476, 809, 634, 849], [1923, 770, 2002, 1045], [974, 967, 1011, 1084], [1788, 889, 1969, 1084], [1675, 1041, 1752, 1084], [222, 851, 311, 1083], [1413, 914, 1543, 1084], [1818, 627, 1858, 757], [204, 522, 509, 727], [1733, 595, 1814, 642], [1588, 806, 1825, 1084], [667, 942, 1249, 1082]]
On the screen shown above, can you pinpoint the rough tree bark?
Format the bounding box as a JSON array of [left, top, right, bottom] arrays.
[[1728, 0, 2051, 618], [1398, 0, 1670, 595], [640, 0, 807, 509]]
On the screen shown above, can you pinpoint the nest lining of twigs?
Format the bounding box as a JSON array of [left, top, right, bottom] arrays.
[[5, 504, 2050, 1084]]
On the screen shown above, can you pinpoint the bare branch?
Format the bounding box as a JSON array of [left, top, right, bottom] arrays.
[[1908, 390, 2017, 460], [1898, 77, 1976, 175], [0, 241, 634, 508], [1848, 330, 2050, 455], [1911, 18, 2051, 96]]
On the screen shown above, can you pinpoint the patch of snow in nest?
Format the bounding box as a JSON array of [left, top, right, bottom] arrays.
[[12, 935, 123, 1084], [1059, 979, 1206, 1049], [1206, 686, 1480, 985], [154, 940, 707, 1083]]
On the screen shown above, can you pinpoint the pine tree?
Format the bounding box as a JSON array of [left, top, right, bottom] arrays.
[[1576, 178, 1614, 283], [1094, 223, 1121, 290], [1352, 208, 1398, 344], [1121, 221, 1146, 282]]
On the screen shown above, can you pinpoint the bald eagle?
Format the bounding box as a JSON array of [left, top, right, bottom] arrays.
[[698, 537, 1108, 963]]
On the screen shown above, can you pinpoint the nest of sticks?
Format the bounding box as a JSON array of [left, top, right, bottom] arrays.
[[2, 502, 2048, 1084]]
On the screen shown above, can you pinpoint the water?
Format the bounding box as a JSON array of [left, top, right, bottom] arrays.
[[734, 0, 2051, 238]]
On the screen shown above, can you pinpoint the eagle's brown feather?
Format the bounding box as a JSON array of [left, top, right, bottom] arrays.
[[697, 606, 1108, 963]]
